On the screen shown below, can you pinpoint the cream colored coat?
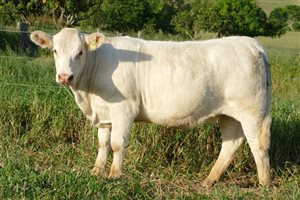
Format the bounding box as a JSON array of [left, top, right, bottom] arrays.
[[31, 28, 271, 188]]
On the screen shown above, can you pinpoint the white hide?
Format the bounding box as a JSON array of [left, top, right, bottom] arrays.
[[30, 28, 271, 187]]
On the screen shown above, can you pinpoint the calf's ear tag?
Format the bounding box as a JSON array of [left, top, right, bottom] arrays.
[[89, 41, 98, 50]]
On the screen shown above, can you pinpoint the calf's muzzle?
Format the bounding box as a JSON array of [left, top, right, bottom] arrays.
[[58, 74, 73, 85]]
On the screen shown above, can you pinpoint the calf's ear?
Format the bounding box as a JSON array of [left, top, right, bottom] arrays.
[[84, 32, 105, 51], [30, 31, 53, 49]]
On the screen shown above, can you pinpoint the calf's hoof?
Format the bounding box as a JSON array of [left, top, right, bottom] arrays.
[[259, 178, 271, 188], [108, 166, 122, 178], [90, 166, 104, 176], [202, 178, 215, 189]]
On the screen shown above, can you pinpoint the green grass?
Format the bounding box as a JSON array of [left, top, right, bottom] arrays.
[[259, 32, 300, 50], [0, 36, 300, 199]]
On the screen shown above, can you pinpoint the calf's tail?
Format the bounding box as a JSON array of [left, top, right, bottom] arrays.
[[259, 52, 272, 151]]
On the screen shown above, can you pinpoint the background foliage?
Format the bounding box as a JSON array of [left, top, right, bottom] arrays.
[[1, 0, 299, 37]]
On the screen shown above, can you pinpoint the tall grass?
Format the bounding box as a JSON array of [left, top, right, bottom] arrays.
[[0, 42, 299, 198]]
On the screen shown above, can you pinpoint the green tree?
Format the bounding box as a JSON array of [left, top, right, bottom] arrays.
[[146, 0, 186, 33], [269, 7, 289, 23], [0, 0, 44, 25], [267, 7, 289, 34], [0, 2, 17, 25], [195, 0, 270, 37], [286, 5, 300, 21], [171, 0, 213, 38], [97, 0, 152, 32], [150, 1, 176, 33], [94, 0, 184, 33], [286, 5, 300, 31], [292, 21, 300, 31], [42, 0, 88, 28], [268, 5, 300, 32], [172, 0, 287, 38], [171, 8, 194, 38], [0, 0, 87, 28], [78, 0, 104, 28]]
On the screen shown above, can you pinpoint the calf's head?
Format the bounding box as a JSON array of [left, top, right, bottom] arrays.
[[30, 28, 105, 86]]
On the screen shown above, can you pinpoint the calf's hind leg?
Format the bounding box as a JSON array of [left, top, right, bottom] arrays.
[[202, 116, 244, 188], [240, 119, 270, 186]]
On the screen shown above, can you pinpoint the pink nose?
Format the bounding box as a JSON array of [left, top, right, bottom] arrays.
[[58, 74, 73, 85]]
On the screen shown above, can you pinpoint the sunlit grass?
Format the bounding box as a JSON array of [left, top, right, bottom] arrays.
[[259, 32, 300, 50], [0, 37, 299, 199]]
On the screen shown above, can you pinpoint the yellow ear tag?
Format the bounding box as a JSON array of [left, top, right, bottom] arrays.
[[89, 41, 98, 50]]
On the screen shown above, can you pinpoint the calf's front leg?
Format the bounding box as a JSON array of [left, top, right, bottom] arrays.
[[90, 127, 110, 176], [109, 123, 133, 178], [109, 110, 134, 178]]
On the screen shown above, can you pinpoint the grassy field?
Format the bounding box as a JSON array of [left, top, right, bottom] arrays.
[[0, 31, 299, 199], [0, 1, 299, 199], [259, 32, 300, 50]]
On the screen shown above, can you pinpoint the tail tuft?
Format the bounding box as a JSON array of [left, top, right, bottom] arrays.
[[259, 115, 271, 150]]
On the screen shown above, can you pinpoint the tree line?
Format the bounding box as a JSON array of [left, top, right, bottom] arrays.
[[0, 0, 299, 38]]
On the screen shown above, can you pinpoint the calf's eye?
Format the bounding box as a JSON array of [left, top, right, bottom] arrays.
[[76, 51, 83, 59]]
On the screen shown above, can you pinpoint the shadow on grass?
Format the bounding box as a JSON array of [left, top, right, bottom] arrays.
[[270, 117, 300, 168]]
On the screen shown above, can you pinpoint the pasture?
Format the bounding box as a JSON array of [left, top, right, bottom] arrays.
[[0, 31, 299, 199]]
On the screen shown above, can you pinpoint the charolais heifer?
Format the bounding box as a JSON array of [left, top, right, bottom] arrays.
[[30, 28, 271, 188]]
